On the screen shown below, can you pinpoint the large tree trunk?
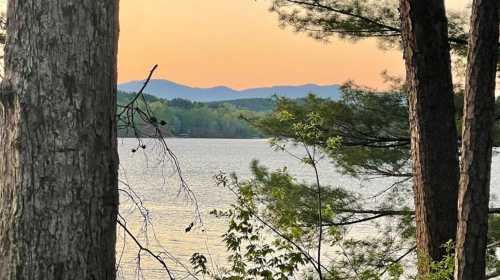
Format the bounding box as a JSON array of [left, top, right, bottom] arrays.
[[399, 0, 460, 275], [0, 1, 119, 279], [454, 0, 499, 279]]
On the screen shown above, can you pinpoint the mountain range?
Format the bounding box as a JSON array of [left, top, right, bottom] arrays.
[[118, 79, 341, 102]]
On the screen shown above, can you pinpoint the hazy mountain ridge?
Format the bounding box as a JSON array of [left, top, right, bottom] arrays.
[[118, 79, 341, 102]]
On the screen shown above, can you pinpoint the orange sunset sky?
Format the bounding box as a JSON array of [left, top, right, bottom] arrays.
[[117, 0, 470, 89]]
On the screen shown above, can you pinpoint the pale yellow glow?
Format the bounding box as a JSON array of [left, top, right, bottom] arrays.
[[116, 0, 470, 89]]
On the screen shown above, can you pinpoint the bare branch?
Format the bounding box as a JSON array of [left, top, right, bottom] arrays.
[[117, 219, 176, 280]]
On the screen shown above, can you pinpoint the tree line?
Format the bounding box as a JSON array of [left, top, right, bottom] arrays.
[[117, 91, 268, 139]]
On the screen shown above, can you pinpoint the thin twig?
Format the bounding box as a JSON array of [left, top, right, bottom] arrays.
[[117, 219, 176, 280]]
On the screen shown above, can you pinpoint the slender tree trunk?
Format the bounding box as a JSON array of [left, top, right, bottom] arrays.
[[399, 0, 460, 275], [454, 0, 499, 279], [0, 1, 119, 279]]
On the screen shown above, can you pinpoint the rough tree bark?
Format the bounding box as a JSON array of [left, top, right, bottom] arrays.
[[399, 0, 460, 274], [454, 0, 499, 279], [0, 1, 119, 279]]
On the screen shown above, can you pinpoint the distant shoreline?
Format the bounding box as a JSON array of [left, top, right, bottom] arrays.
[[117, 136, 266, 140]]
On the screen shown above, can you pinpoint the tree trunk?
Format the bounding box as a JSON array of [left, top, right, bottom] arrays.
[[454, 0, 499, 279], [399, 0, 460, 275], [0, 1, 119, 279]]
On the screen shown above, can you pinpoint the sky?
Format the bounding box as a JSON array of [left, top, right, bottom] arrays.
[[118, 0, 470, 90], [0, 0, 469, 89]]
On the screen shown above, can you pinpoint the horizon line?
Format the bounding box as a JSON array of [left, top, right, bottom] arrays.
[[118, 78, 342, 92]]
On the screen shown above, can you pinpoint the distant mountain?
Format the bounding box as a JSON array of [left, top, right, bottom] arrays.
[[118, 79, 341, 102]]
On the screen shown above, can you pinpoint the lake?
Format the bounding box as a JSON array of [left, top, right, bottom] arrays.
[[116, 138, 500, 280]]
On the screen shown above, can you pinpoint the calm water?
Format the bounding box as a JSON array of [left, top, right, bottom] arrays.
[[116, 138, 500, 279]]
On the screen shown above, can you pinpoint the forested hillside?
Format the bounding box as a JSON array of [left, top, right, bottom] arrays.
[[117, 91, 267, 138], [206, 98, 276, 112]]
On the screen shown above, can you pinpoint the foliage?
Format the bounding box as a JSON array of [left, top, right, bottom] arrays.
[[253, 85, 500, 178], [266, 0, 469, 51], [207, 98, 277, 112], [191, 165, 416, 279], [266, 0, 500, 83], [486, 215, 500, 278], [417, 242, 454, 280], [191, 172, 307, 280], [117, 91, 265, 139], [190, 90, 422, 279], [190, 86, 500, 279], [253, 84, 411, 178]]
